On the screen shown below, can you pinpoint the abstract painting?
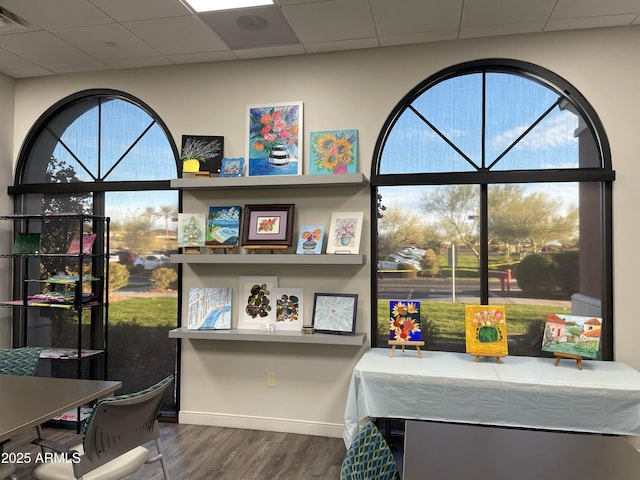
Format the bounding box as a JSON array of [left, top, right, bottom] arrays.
[[206, 206, 241, 246], [246, 101, 302, 176], [465, 305, 508, 357], [274, 287, 304, 330], [187, 287, 232, 330], [177, 213, 206, 247], [541, 313, 602, 359], [238, 276, 278, 328], [389, 300, 421, 342], [309, 129, 358, 175], [312, 293, 358, 335]]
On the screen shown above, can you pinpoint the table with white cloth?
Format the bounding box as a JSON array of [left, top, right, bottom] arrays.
[[343, 348, 640, 448]]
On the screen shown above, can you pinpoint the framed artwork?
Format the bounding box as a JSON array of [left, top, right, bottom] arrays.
[[220, 157, 244, 177], [274, 287, 304, 330], [312, 293, 358, 335], [309, 129, 358, 175], [177, 213, 206, 247], [13, 233, 41, 254], [246, 101, 303, 177], [389, 300, 421, 342], [296, 226, 324, 254], [465, 305, 508, 357], [326, 212, 364, 254], [187, 287, 232, 330], [181, 135, 224, 175], [238, 276, 278, 328], [541, 313, 602, 359], [206, 206, 241, 246], [241, 204, 294, 247]]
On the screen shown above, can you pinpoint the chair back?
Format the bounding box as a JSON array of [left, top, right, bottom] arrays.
[[0, 347, 41, 376], [74, 375, 174, 478], [340, 421, 399, 480]]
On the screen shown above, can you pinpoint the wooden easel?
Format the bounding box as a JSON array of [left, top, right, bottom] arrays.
[[207, 245, 233, 254], [553, 352, 583, 370], [245, 245, 287, 254], [473, 354, 504, 364], [182, 246, 201, 254], [389, 340, 425, 358]]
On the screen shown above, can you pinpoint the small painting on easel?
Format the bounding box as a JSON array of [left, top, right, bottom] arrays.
[[542, 313, 601, 360], [388, 300, 424, 357], [465, 305, 508, 360]]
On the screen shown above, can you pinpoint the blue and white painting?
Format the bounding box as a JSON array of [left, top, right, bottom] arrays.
[[187, 287, 232, 330], [206, 206, 241, 246]]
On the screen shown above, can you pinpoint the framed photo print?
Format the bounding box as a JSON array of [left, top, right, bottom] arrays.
[[326, 211, 364, 254], [241, 204, 294, 247], [312, 293, 358, 335], [246, 101, 303, 177], [238, 276, 278, 328], [181, 135, 224, 175]]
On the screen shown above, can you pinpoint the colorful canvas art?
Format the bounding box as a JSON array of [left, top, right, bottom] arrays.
[[274, 288, 304, 330], [541, 313, 602, 359], [181, 135, 224, 175], [309, 129, 358, 175], [389, 300, 421, 342], [177, 213, 206, 247], [238, 276, 278, 328], [465, 305, 508, 357], [247, 102, 303, 176], [296, 226, 324, 254], [326, 212, 364, 254], [187, 287, 232, 330], [13, 233, 41, 254], [206, 206, 241, 246]]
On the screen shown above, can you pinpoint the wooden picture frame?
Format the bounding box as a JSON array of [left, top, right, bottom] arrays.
[[241, 204, 294, 247], [312, 293, 358, 335]]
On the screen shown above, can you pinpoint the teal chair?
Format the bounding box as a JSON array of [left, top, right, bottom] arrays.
[[32, 375, 173, 480], [341, 421, 400, 480], [0, 347, 41, 480]]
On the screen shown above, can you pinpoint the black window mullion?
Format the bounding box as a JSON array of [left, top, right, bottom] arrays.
[[479, 184, 489, 304]]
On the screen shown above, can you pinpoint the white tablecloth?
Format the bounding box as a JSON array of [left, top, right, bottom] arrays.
[[343, 348, 640, 447]]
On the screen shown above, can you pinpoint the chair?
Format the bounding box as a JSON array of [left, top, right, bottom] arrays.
[[32, 375, 174, 480], [341, 421, 400, 480], [0, 347, 41, 376], [0, 463, 17, 480]]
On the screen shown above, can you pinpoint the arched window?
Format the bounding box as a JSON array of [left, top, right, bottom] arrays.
[[10, 89, 180, 414], [371, 59, 614, 359]]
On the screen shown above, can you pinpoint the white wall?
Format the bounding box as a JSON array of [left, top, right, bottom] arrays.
[[0, 72, 14, 347], [6, 25, 640, 436]]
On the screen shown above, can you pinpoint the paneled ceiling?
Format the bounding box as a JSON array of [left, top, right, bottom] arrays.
[[0, 0, 638, 79]]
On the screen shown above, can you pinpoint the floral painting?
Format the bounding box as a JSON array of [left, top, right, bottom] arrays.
[[274, 288, 304, 330], [541, 313, 602, 359], [389, 300, 421, 342], [181, 135, 224, 174], [206, 206, 241, 246], [247, 101, 303, 176], [296, 226, 324, 254], [465, 305, 508, 357], [309, 129, 358, 175], [177, 213, 206, 247], [187, 287, 232, 330], [326, 211, 364, 254]]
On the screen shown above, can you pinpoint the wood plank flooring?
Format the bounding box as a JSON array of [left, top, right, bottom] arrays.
[[6, 422, 347, 479]]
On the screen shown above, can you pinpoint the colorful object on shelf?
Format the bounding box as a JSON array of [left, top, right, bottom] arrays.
[[178, 213, 207, 247], [465, 305, 508, 358], [206, 206, 241, 246], [187, 287, 232, 330], [220, 157, 244, 177], [541, 313, 602, 359], [66, 233, 96, 255], [310, 129, 358, 175], [296, 226, 324, 254], [238, 276, 278, 328], [13, 233, 41, 254], [274, 288, 304, 330], [389, 300, 421, 342], [181, 135, 224, 174], [327, 212, 363, 254]]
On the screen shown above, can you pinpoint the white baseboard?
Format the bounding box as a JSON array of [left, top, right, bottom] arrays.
[[178, 410, 344, 438]]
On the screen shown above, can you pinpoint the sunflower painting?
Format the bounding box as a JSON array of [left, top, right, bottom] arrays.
[[389, 300, 421, 342], [309, 129, 358, 175]]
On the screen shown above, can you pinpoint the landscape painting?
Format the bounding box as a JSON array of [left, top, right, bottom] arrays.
[[206, 206, 241, 246], [187, 287, 232, 330], [542, 313, 602, 359], [389, 300, 421, 342], [465, 305, 508, 358]]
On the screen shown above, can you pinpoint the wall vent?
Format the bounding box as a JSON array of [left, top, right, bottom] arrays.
[[0, 7, 32, 34]]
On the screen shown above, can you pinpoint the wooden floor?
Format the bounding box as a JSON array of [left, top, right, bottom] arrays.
[[7, 422, 347, 479]]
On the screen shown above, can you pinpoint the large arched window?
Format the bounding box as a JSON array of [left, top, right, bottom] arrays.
[[372, 59, 614, 360], [10, 89, 180, 414]]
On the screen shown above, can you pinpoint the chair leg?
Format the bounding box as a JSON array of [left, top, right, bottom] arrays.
[[147, 438, 171, 480]]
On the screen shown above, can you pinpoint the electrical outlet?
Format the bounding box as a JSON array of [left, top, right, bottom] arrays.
[[267, 372, 276, 387]]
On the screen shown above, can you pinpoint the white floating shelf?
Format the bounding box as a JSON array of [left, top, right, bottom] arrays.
[[170, 173, 368, 190], [170, 253, 366, 265], [169, 327, 367, 346]]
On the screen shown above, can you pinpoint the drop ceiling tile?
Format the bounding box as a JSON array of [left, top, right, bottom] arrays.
[[101, 56, 173, 70], [0, 46, 35, 69], [302, 37, 379, 54], [379, 30, 459, 47], [462, 0, 556, 27], [46, 61, 110, 74], [282, 0, 376, 43], [461, 21, 546, 39], [166, 50, 237, 64], [88, 0, 192, 22], [0, 31, 93, 64], [233, 43, 306, 59], [1, 65, 54, 78], [552, 0, 640, 19], [370, 0, 462, 36], [52, 24, 159, 59], [124, 16, 228, 55], [0, 0, 114, 29], [200, 6, 299, 50], [546, 15, 638, 31]]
